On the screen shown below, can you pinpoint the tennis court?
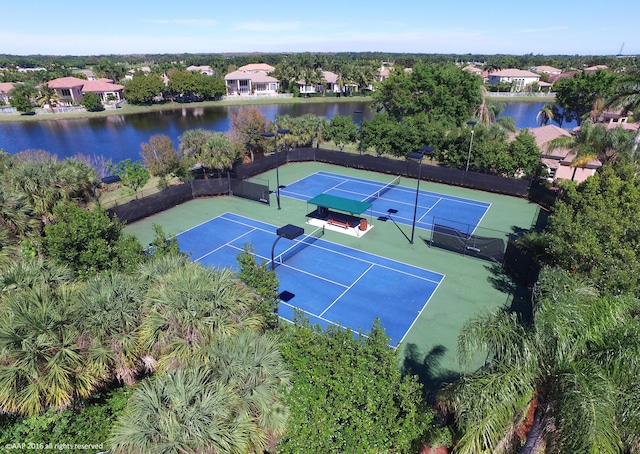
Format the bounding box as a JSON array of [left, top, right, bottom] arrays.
[[176, 212, 444, 347], [280, 171, 491, 233]]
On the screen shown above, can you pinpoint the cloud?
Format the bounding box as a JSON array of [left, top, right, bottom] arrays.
[[232, 21, 302, 32], [143, 18, 218, 27]]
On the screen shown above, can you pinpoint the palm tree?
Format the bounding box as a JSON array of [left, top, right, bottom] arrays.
[[203, 331, 291, 451], [74, 272, 146, 386], [536, 104, 555, 126], [36, 85, 61, 112], [605, 71, 640, 153], [0, 258, 75, 292], [547, 120, 634, 179], [438, 267, 640, 453], [0, 187, 37, 239], [108, 367, 254, 454], [476, 86, 515, 131], [138, 263, 263, 372], [0, 282, 104, 415]]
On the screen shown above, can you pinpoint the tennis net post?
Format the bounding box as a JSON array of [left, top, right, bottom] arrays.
[[274, 225, 325, 267]]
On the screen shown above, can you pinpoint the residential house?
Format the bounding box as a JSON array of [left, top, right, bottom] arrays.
[[237, 63, 275, 74], [75, 69, 96, 80], [224, 70, 279, 96], [0, 82, 14, 104], [522, 125, 601, 183], [297, 70, 342, 95], [530, 65, 562, 75], [47, 76, 124, 105], [124, 66, 152, 81], [186, 65, 215, 76], [548, 70, 577, 84], [463, 65, 483, 77], [487, 69, 540, 91], [584, 65, 608, 73]]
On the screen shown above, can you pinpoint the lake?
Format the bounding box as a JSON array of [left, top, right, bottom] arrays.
[[0, 101, 574, 163]]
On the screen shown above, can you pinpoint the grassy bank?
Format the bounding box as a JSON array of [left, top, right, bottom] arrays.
[[0, 95, 373, 123]]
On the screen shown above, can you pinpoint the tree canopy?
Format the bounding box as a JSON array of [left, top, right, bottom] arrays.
[[371, 61, 481, 128]]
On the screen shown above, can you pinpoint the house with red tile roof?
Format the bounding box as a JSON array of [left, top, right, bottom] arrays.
[[0, 82, 15, 104], [237, 63, 275, 74], [487, 69, 540, 91], [530, 65, 562, 75], [584, 65, 608, 73], [517, 125, 601, 183], [224, 70, 279, 96], [297, 70, 344, 95], [46, 76, 124, 105]]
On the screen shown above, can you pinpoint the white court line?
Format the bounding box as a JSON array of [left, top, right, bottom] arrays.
[[193, 227, 256, 262], [187, 212, 444, 284], [396, 277, 444, 347], [320, 264, 375, 317]]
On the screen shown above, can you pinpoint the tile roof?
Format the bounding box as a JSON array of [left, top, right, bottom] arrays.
[[237, 63, 274, 72], [47, 77, 87, 89], [531, 65, 561, 73], [322, 70, 339, 83], [249, 73, 278, 83], [81, 80, 124, 92], [490, 69, 540, 78], [225, 70, 252, 80], [0, 82, 15, 94]]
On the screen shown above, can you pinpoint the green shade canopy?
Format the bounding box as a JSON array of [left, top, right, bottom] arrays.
[[308, 194, 372, 215]]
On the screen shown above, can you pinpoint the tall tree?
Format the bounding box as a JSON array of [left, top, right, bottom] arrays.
[[108, 367, 254, 454], [140, 134, 181, 183], [229, 107, 267, 161], [438, 267, 640, 453], [110, 158, 149, 196], [605, 70, 640, 153], [553, 70, 618, 125], [371, 61, 481, 127], [547, 120, 633, 178], [73, 272, 146, 386], [535, 104, 555, 126], [42, 203, 144, 278], [123, 74, 165, 105], [36, 84, 61, 112], [323, 114, 358, 151]]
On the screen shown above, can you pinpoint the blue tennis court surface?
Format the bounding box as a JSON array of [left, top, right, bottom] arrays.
[[280, 171, 491, 234], [176, 212, 444, 346]]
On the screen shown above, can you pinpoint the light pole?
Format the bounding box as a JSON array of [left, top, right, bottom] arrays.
[[407, 145, 433, 244], [270, 224, 304, 319], [261, 128, 290, 210], [353, 110, 363, 155], [464, 121, 477, 175]]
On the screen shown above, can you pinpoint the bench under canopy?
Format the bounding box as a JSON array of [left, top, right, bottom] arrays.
[[307, 193, 372, 217]]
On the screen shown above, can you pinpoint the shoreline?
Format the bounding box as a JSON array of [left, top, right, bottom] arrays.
[[0, 94, 557, 124], [0, 96, 372, 123]]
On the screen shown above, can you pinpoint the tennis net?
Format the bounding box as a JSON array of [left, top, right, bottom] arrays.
[[274, 226, 325, 267], [363, 175, 401, 203]]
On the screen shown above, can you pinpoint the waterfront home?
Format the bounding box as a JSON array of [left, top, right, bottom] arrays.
[[47, 76, 124, 105], [0, 82, 15, 104], [487, 69, 540, 91], [224, 70, 279, 96]]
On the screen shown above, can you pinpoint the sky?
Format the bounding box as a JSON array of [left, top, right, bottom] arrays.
[[2, 0, 638, 57]]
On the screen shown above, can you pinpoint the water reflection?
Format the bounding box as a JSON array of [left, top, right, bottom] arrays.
[[0, 100, 571, 163]]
